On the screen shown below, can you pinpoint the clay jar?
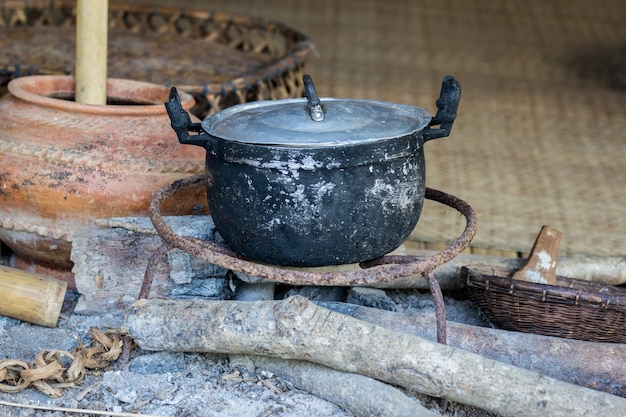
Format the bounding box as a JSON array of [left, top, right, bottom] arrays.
[[0, 76, 205, 283]]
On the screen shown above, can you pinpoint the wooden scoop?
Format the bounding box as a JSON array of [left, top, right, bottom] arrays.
[[512, 225, 562, 285]]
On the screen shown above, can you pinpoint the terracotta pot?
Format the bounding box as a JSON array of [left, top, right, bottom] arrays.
[[0, 76, 205, 284]]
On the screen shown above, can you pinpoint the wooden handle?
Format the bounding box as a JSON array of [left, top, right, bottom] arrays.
[[512, 225, 562, 285], [0, 265, 67, 327], [75, 0, 109, 105]]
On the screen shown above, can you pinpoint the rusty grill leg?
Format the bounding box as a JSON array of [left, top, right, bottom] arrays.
[[139, 241, 171, 300], [118, 242, 171, 372], [423, 269, 447, 344]]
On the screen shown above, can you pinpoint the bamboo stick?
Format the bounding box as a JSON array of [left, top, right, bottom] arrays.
[[0, 265, 67, 327], [75, 0, 109, 105]]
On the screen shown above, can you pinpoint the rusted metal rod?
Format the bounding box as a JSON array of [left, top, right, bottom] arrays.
[[148, 175, 477, 287], [138, 241, 171, 300], [147, 174, 478, 345], [422, 269, 447, 344]]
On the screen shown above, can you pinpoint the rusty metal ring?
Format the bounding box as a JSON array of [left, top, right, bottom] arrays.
[[149, 174, 478, 287]]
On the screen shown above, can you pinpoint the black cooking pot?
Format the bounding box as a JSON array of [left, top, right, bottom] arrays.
[[165, 75, 460, 267]]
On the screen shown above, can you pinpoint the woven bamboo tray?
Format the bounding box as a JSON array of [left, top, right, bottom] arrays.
[[0, 0, 313, 117], [463, 265, 626, 344]]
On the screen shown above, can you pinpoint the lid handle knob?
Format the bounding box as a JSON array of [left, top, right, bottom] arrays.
[[303, 74, 325, 122]]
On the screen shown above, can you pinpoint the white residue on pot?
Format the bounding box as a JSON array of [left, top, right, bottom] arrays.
[[245, 174, 254, 189], [237, 151, 340, 171], [284, 169, 301, 181], [300, 154, 325, 170], [290, 184, 307, 204], [265, 217, 283, 229], [368, 178, 416, 215], [365, 157, 420, 215], [288, 181, 336, 212], [402, 162, 410, 175], [262, 180, 336, 231]]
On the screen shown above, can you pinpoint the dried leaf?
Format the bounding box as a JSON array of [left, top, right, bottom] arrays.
[[0, 380, 29, 394], [65, 352, 86, 383], [21, 361, 64, 384], [89, 327, 113, 350], [0, 360, 30, 393], [0, 328, 128, 396], [31, 380, 63, 398]]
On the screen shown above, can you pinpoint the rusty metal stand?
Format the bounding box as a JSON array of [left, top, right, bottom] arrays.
[[145, 174, 478, 345]]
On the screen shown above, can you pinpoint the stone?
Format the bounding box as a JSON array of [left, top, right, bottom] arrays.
[[129, 352, 187, 375], [346, 287, 395, 311]]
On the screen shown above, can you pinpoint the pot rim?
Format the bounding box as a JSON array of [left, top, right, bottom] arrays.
[[212, 133, 422, 171], [7, 75, 195, 115]]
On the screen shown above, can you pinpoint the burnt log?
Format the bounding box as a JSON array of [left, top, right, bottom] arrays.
[[125, 296, 626, 417], [71, 216, 626, 313], [229, 354, 436, 417], [320, 301, 626, 397], [71, 216, 232, 314]]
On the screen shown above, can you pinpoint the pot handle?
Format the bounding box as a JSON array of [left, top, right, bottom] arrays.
[[164, 87, 212, 147], [421, 76, 461, 142]]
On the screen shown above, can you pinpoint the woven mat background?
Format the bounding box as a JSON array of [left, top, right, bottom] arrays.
[[113, 1, 626, 256]]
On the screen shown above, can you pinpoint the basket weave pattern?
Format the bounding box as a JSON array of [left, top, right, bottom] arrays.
[[464, 266, 626, 343], [0, 0, 313, 117]]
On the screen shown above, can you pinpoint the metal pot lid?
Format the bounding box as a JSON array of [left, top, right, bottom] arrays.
[[201, 76, 432, 147]]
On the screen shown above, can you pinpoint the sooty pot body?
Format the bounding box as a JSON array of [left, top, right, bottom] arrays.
[[204, 134, 425, 266]]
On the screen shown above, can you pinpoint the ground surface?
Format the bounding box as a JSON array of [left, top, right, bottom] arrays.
[[0, 286, 500, 417]]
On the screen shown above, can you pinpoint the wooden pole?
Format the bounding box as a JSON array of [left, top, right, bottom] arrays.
[[75, 0, 108, 105], [0, 265, 67, 327]]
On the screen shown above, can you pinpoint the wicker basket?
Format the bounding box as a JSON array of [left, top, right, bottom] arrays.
[[463, 265, 626, 343], [0, 0, 313, 118]]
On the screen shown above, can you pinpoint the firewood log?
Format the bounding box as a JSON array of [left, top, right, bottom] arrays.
[[319, 301, 626, 397], [125, 296, 626, 417], [230, 354, 436, 417], [72, 216, 626, 313], [71, 217, 231, 314]]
